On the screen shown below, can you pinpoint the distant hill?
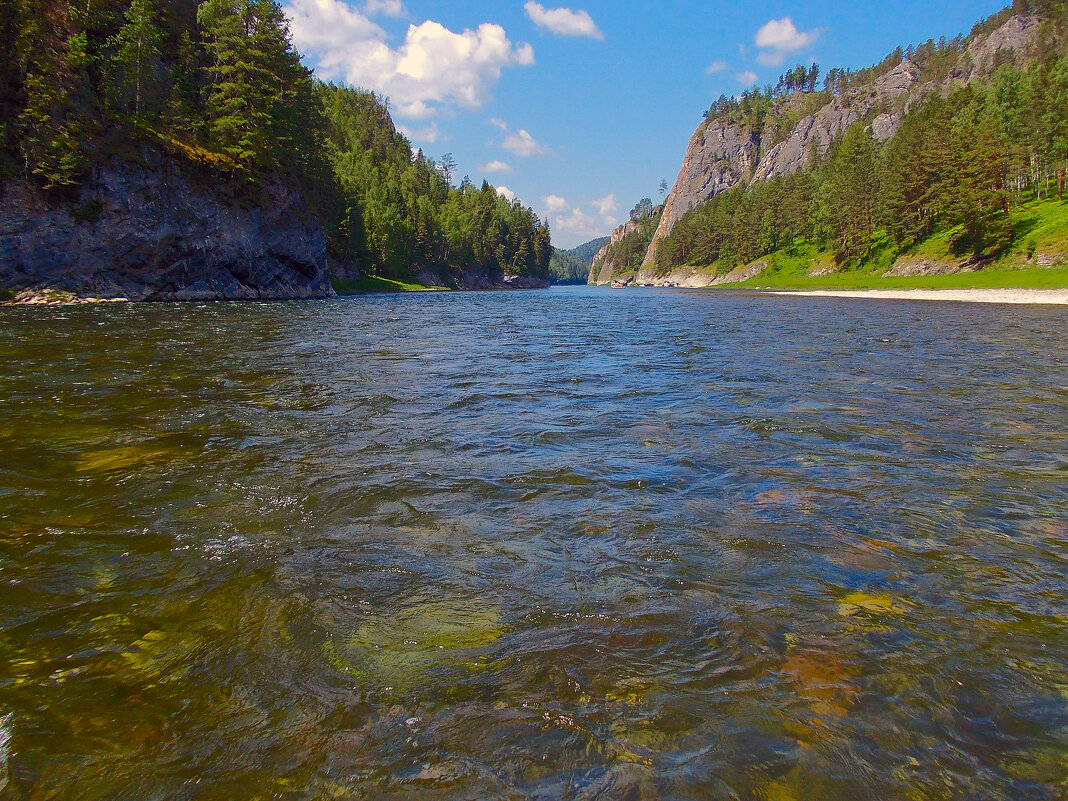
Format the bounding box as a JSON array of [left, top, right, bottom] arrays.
[[549, 236, 611, 284], [570, 237, 610, 265]]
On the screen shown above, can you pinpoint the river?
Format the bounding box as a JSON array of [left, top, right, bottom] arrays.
[[1, 286, 1065, 799]]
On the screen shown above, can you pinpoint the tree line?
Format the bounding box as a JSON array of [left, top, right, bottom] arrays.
[[704, 0, 1065, 134], [0, 0, 551, 283], [659, 12, 1067, 274]]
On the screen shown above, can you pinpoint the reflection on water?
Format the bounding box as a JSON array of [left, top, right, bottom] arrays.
[[0, 287, 1065, 799]]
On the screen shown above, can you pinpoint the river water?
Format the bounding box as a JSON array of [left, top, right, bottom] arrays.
[[0, 287, 1065, 799]]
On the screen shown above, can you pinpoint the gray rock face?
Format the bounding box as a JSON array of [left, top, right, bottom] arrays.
[[454, 270, 550, 290], [956, 14, 1042, 82], [0, 150, 333, 301], [751, 60, 920, 185], [588, 218, 641, 285], [641, 13, 1042, 273], [638, 125, 757, 274]]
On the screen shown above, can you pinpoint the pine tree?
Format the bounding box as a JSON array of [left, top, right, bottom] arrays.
[[106, 0, 163, 120], [947, 109, 1013, 256], [820, 124, 879, 263], [18, 7, 91, 188], [0, 0, 24, 166], [197, 0, 275, 170]]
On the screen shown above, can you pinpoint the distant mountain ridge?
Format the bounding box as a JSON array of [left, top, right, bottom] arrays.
[[550, 236, 610, 284], [569, 237, 610, 265]]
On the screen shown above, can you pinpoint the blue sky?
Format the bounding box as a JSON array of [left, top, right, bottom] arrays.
[[286, 0, 1008, 248]]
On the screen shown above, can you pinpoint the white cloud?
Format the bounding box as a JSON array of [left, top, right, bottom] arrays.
[[496, 186, 516, 201], [543, 194, 569, 213], [755, 18, 817, 66], [592, 194, 618, 216], [480, 160, 513, 173], [524, 1, 603, 39], [364, 0, 404, 16], [736, 70, 759, 86], [554, 208, 602, 239], [490, 118, 509, 130], [397, 122, 440, 143], [603, 215, 619, 227], [502, 128, 552, 157], [285, 0, 536, 118], [704, 60, 727, 76]]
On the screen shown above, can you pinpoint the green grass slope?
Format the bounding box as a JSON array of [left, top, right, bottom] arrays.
[[714, 199, 1068, 290]]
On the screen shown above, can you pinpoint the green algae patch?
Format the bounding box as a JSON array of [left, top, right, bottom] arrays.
[[837, 592, 907, 617], [329, 599, 506, 687], [332, 276, 446, 294], [75, 444, 177, 474], [118, 627, 205, 682], [605, 678, 653, 706]]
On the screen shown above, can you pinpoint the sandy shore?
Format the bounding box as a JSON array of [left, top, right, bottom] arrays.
[[769, 289, 1068, 305]]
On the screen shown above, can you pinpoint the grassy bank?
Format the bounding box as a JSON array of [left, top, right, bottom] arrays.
[[721, 264, 1068, 291], [702, 199, 1068, 291], [332, 276, 446, 294]]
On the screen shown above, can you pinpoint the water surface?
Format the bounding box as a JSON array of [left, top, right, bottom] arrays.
[[1, 287, 1066, 799]]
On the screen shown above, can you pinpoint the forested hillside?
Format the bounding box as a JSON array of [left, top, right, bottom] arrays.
[[637, 0, 1068, 286], [0, 0, 551, 294], [549, 236, 609, 284], [588, 200, 663, 285], [657, 40, 1067, 274]]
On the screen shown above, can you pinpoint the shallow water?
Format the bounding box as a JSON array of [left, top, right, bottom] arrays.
[[0, 286, 1065, 800]]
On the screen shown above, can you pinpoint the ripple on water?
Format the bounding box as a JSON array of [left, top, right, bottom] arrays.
[[0, 289, 1065, 799]]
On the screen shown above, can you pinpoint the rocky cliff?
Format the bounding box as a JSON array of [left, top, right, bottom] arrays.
[[588, 218, 641, 285], [0, 149, 333, 301], [640, 13, 1045, 275]]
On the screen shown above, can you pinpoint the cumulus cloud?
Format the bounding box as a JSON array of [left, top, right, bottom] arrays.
[[397, 122, 440, 143], [502, 128, 552, 157], [364, 0, 404, 16], [524, 1, 603, 39], [755, 17, 817, 66], [704, 60, 727, 76], [554, 208, 602, 239], [480, 160, 513, 173], [592, 194, 618, 216], [736, 70, 759, 86], [496, 186, 516, 201], [285, 0, 535, 118], [542, 195, 569, 213]]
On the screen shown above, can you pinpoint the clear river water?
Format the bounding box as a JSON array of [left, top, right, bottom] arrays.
[[1, 286, 1066, 800]]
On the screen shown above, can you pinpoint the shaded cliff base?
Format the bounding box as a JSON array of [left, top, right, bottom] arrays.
[[331, 270, 550, 295], [0, 147, 336, 303]]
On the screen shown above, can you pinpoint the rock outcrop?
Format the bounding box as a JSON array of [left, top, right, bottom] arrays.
[[0, 148, 333, 301], [640, 13, 1044, 275], [588, 218, 641, 285]]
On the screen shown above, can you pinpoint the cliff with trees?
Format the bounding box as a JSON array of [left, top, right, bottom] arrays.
[[0, 0, 551, 300], [632, 0, 1066, 287], [587, 199, 662, 285]]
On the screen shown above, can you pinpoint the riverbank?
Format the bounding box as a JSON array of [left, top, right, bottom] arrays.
[[0, 289, 130, 306], [332, 273, 551, 294], [769, 288, 1068, 305], [331, 276, 446, 295]]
